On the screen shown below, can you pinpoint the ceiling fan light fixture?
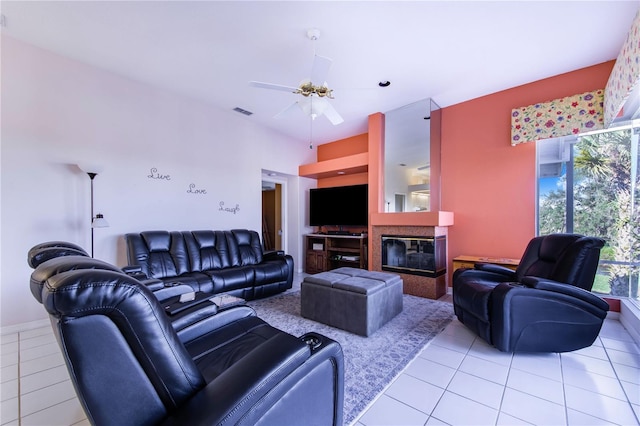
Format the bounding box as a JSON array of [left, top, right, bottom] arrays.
[[307, 28, 321, 41], [298, 97, 328, 120]]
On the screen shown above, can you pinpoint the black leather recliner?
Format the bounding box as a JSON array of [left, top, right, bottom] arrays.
[[453, 234, 609, 353], [27, 241, 195, 302], [31, 258, 344, 425]]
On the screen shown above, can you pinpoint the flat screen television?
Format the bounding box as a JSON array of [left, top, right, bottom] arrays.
[[309, 184, 368, 227]]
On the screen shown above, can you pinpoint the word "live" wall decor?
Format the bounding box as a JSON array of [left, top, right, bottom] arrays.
[[146, 167, 239, 213], [148, 167, 171, 180]]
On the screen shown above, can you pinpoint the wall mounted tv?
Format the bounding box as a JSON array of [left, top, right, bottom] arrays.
[[309, 184, 369, 227]]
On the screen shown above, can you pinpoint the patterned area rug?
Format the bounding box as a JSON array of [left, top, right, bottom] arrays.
[[247, 290, 454, 424]]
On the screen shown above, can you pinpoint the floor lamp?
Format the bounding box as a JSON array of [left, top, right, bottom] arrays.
[[86, 171, 109, 257]]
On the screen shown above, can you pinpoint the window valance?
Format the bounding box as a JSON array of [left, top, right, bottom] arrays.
[[510, 89, 604, 146], [604, 9, 640, 127]]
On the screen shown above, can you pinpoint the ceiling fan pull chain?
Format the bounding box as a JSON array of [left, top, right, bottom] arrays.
[[309, 99, 313, 149]]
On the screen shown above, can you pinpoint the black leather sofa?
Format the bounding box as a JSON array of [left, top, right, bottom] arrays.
[[29, 255, 344, 425], [125, 229, 293, 300], [453, 234, 609, 353]]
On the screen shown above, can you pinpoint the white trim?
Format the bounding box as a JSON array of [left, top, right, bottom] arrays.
[[261, 172, 289, 254], [1, 318, 49, 335], [620, 299, 640, 346], [606, 311, 620, 321]]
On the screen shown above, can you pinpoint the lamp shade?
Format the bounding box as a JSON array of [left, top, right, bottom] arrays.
[[92, 213, 109, 228]]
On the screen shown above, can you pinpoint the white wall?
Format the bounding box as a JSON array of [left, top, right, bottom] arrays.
[[1, 37, 316, 327]]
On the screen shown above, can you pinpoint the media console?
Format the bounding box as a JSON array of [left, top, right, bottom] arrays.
[[305, 234, 367, 274]]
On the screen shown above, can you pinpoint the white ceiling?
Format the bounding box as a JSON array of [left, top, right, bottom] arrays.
[[2, 1, 638, 146]]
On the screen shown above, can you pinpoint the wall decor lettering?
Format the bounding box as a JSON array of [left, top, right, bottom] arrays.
[[148, 167, 171, 180], [219, 201, 240, 214], [187, 183, 207, 195]]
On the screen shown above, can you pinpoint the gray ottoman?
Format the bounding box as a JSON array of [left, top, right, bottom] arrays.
[[301, 267, 403, 336]]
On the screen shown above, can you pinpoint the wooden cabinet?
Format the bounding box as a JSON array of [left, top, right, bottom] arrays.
[[305, 234, 367, 273], [305, 250, 326, 274]]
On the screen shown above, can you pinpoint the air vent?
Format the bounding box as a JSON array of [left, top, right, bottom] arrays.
[[233, 107, 253, 116]]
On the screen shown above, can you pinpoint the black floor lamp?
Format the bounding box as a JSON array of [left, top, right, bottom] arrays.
[[85, 171, 109, 257]]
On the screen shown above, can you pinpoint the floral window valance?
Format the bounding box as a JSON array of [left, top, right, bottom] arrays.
[[604, 9, 640, 127], [510, 89, 604, 146]]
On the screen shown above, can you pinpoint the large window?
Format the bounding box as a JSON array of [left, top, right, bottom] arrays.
[[536, 124, 639, 303]]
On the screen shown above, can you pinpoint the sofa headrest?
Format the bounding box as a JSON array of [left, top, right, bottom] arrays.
[[229, 229, 263, 266], [30, 256, 121, 304], [141, 231, 172, 252], [537, 234, 583, 262], [551, 236, 605, 288], [27, 241, 89, 268]]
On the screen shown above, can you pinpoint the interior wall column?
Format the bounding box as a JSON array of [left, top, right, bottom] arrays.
[[367, 112, 385, 270]]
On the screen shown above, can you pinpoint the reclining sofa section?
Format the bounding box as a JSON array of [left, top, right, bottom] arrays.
[[125, 229, 293, 300]]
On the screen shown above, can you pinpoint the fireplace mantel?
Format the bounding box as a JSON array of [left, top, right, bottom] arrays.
[[369, 211, 453, 299], [370, 211, 454, 227]]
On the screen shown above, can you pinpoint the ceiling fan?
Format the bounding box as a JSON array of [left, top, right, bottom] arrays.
[[249, 29, 344, 125]]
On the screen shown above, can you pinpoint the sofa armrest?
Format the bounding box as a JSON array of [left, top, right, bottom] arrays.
[[122, 265, 143, 275], [520, 276, 610, 311], [174, 305, 257, 343], [161, 292, 216, 315], [161, 333, 311, 425], [490, 280, 609, 351], [151, 284, 195, 302], [474, 263, 517, 279], [137, 278, 165, 292], [264, 250, 285, 259]]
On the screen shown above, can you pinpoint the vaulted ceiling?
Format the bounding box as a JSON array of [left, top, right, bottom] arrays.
[[2, 1, 638, 145]]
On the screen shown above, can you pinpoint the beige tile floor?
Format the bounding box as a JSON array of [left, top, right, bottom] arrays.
[[354, 316, 640, 426], [2, 290, 639, 426]]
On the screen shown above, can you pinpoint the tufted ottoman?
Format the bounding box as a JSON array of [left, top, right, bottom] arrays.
[[301, 267, 403, 336]]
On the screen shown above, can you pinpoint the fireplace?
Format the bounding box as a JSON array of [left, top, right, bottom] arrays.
[[381, 235, 446, 277]]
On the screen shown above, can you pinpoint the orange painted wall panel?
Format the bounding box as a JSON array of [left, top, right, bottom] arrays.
[[367, 113, 385, 215], [317, 173, 368, 188], [317, 133, 368, 162], [441, 61, 615, 262]]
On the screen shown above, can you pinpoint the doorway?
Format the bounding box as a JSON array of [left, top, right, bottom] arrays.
[[261, 180, 283, 251]]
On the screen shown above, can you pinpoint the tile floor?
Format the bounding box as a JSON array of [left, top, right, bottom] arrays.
[[353, 315, 640, 426], [2, 297, 639, 425]]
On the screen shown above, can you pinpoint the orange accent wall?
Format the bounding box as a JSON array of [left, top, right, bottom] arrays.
[[367, 113, 385, 215], [311, 133, 369, 187], [317, 133, 368, 161], [441, 61, 615, 263], [319, 172, 368, 188]]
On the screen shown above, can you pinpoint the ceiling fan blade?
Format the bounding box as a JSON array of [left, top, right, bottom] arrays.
[[310, 55, 332, 85], [274, 101, 300, 119], [322, 101, 344, 125], [249, 81, 299, 93]]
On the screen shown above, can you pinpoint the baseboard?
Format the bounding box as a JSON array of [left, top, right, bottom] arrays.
[[1, 318, 49, 335]]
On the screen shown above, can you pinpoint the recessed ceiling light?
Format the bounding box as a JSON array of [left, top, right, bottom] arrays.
[[337, 171, 346, 175], [378, 81, 391, 87]]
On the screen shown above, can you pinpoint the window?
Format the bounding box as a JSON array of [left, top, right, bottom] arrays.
[[536, 124, 640, 303]]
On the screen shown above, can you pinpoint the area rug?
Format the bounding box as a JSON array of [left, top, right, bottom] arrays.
[[247, 290, 454, 424]]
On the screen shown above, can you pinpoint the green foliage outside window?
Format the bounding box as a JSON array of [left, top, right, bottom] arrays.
[[538, 129, 639, 299]]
